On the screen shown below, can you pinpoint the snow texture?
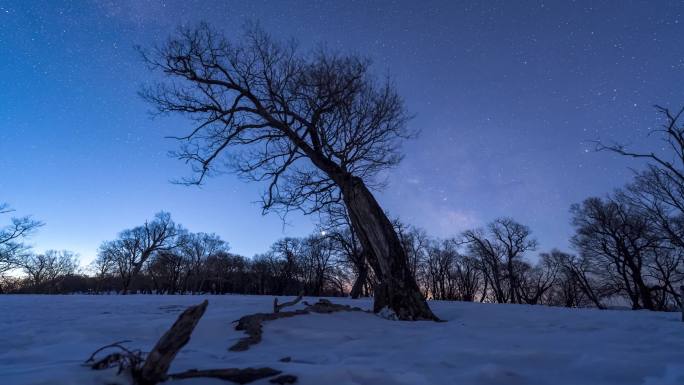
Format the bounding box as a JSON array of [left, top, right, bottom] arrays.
[[1, 295, 683, 385]]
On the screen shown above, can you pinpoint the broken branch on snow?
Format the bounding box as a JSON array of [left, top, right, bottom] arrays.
[[137, 299, 208, 384], [230, 298, 364, 352], [273, 294, 303, 313], [86, 300, 295, 384]]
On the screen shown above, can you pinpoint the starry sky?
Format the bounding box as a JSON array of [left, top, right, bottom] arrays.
[[1, 1, 683, 264]]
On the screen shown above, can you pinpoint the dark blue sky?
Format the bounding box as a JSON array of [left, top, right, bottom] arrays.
[[1, 1, 682, 264]]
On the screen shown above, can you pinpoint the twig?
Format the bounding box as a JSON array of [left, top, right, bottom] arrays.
[[84, 340, 144, 374], [84, 340, 133, 364]]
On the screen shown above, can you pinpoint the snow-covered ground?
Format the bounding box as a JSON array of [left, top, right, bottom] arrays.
[[1, 295, 683, 385]]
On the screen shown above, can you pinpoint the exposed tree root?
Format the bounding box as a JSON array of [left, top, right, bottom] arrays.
[[230, 298, 364, 352], [230, 309, 308, 352], [302, 299, 364, 314]]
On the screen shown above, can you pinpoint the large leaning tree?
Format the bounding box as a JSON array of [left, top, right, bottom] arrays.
[[140, 24, 437, 320]]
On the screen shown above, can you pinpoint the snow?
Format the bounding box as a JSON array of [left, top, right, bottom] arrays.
[[1, 295, 683, 385]]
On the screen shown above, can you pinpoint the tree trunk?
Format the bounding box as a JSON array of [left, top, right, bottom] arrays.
[[121, 276, 131, 295], [138, 300, 208, 384], [337, 175, 438, 320], [350, 262, 368, 299]]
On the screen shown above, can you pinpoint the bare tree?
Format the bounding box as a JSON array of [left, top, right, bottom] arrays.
[[146, 251, 189, 294], [420, 238, 483, 301], [517, 256, 558, 305], [463, 227, 506, 303], [330, 227, 369, 298], [463, 218, 537, 303], [395, 222, 430, 288], [267, 237, 304, 295], [424, 239, 459, 300], [320, 204, 370, 298], [89, 251, 117, 293], [598, 105, 684, 249], [99, 212, 184, 294], [570, 196, 679, 310], [597, 105, 684, 188], [20, 250, 79, 293], [539, 250, 587, 308], [592, 105, 684, 309], [140, 24, 435, 319], [178, 232, 228, 293], [204, 251, 249, 294], [299, 235, 339, 296], [0, 203, 42, 274], [453, 255, 482, 302]]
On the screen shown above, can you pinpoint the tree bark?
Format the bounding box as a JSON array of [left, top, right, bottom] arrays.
[[138, 300, 208, 384], [350, 261, 368, 299], [337, 175, 438, 320]]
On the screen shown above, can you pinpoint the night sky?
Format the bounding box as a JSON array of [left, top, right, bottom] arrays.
[[1, 1, 683, 264]]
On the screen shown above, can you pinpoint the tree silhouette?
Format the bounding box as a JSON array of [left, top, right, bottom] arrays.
[[0, 203, 42, 274], [140, 24, 436, 319]]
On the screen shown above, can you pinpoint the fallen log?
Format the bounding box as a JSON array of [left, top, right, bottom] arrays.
[[85, 299, 299, 384], [137, 300, 208, 385], [230, 299, 364, 352]]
